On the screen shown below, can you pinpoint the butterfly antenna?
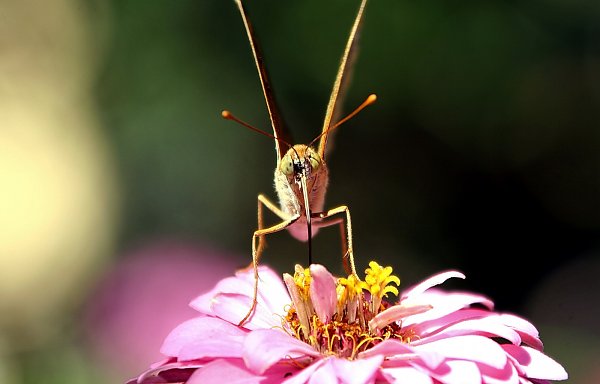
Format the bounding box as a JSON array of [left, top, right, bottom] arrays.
[[309, 94, 377, 147], [222, 110, 292, 149]]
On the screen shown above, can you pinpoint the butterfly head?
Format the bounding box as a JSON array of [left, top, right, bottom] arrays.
[[280, 144, 324, 184]]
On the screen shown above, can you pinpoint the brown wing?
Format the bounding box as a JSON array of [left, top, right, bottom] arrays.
[[318, 0, 368, 160], [235, 0, 292, 161]]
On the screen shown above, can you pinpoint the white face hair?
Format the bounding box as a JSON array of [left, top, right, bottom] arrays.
[[275, 144, 329, 239]]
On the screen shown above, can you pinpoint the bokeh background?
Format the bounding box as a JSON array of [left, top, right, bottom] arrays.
[[1, 0, 598, 382]]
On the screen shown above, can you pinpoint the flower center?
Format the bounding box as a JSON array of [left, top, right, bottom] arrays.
[[283, 262, 413, 359]]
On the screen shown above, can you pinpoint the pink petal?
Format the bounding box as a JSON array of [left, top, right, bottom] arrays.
[[518, 379, 536, 384], [161, 317, 246, 358], [479, 359, 519, 384], [408, 308, 492, 337], [401, 271, 465, 300], [301, 357, 384, 384], [190, 266, 290, 328], [502, 345, 568, 380], [178, 338, 243, 361], [499, 314, 543, 350], [187, 358, 298, 384], [381, 365, 434, 384], [187, 359, 253, 384], [248, 266, 293, 314], [309, 264, 337, 323], [135, 360, 203, 383], [413, 335, 507, 369], [308, 358, 337, 384], [359, 339, 444, 369], [191, 276, 252, 313], [402, 291, 494, 327], [282, 359, 327, 384], [243, 329, 320, 374], [332, 355, 384, 384], [205, 292, 282, 330], [428, 359, 481, 384], [368, 303, 432, 331], [411, 315, 522, 347]]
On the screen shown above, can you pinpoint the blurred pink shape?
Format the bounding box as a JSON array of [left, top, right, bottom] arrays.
[[85, 240, 242, 377]]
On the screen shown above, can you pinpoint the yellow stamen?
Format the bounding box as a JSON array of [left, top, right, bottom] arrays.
[[283, 261, 412, 361], [293, 266, 312, 299], [363, 261, 400, 300], [338, 274, 364, 299]]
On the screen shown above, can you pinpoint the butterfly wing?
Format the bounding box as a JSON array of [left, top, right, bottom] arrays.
[[235, 0, 292, 161], [318, 0, 368, 160]]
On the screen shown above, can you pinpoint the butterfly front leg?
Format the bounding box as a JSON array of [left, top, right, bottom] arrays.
[[255, 194, 289, 259], [313, 205, 358, 278], [238, 194, 299, 326]]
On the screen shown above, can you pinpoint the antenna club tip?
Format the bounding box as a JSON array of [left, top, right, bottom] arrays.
[[221, 110, 232, 119], [368, 94, 377, 103]]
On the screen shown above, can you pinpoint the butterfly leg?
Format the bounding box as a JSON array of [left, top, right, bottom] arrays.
[[313, 205, 358, 278], [312, 216, 350, 272], [238, 195, 298, 326], [255, 194, 288, 260], [240, 194, 287, 272]]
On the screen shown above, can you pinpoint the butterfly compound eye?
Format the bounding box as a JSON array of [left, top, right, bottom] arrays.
[[308, 153, 320, 171], [281, 155, 294, 175]]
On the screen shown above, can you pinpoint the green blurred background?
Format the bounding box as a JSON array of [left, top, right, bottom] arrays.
[[1, 0, 598, 382]]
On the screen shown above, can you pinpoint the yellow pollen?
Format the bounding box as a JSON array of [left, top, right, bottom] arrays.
[[293, 267, 312, 299], [364, 261, 400, 300], [338, 274, 363, 297]]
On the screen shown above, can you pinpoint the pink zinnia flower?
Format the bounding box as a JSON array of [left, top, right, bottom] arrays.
[[129, 262, 567, 383]]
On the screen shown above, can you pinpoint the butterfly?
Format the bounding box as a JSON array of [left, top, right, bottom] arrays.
[[223, 0, 375, 325]]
